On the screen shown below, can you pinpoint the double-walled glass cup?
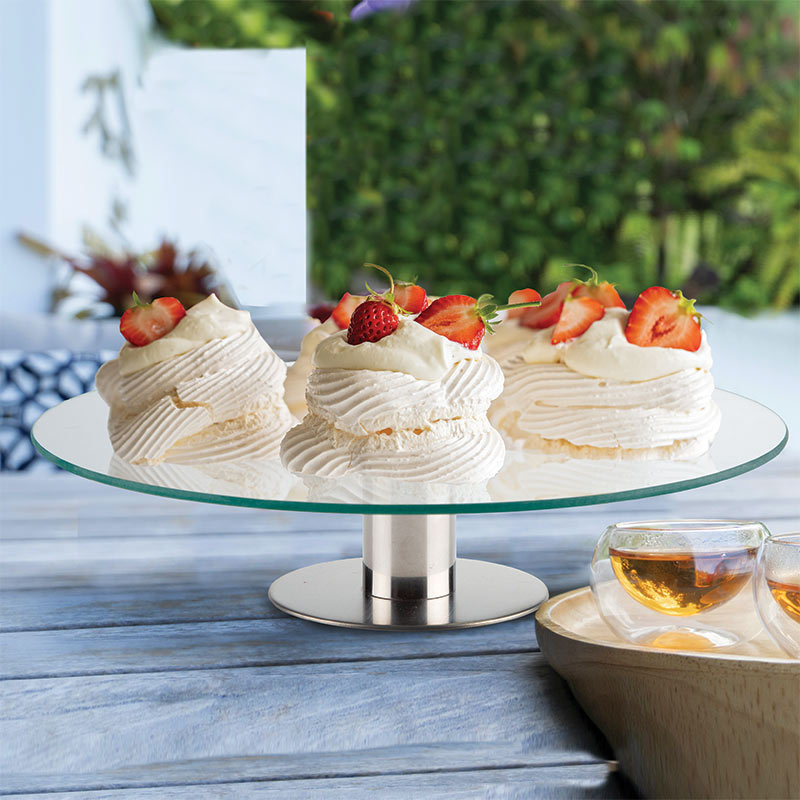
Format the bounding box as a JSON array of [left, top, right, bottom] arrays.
[[591, 520, 767, 650], [754, 532, 800, 659]]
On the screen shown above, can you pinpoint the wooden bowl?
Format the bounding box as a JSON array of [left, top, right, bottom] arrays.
[[535, 587, 800, 799]]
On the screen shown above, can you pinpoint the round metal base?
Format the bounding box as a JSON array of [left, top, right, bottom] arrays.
[[268, 558, 549, 630]]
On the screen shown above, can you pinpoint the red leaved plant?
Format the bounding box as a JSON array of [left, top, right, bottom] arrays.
[[20, 231, 222, 317]]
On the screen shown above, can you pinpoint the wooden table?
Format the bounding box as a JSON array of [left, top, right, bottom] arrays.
[[1, 454, 797, 798]]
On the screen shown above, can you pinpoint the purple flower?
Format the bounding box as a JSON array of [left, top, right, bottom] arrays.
[[350, 0, 415, 22]]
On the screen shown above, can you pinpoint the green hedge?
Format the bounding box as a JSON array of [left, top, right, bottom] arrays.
[[151, 0, 799, 309]]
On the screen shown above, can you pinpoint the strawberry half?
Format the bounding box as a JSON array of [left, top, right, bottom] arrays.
[[393, 281, 428, 314], [119, 294, 186, 347], [330, 292, 366, 329], [346, 300, 399, 345], [506, 288, 542, 319], [416, 293, 540, 350], [520, 282, 574, 329], [551, 296, 605, 344], [571, 267, 625, 309], [624, 286, 702, 351], [362, 263, 429, 316], [415, 295, 485, 349]]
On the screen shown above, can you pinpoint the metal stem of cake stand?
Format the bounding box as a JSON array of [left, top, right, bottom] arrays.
[[268, 514, 549, 630]]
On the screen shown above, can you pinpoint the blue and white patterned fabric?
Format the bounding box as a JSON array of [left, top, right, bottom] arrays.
[[0, 351, 115, 471]]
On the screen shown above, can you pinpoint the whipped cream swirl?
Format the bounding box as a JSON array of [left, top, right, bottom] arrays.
[[281, 319, 506, 483], [487, 307, 719, 459], [490, 360, 720, 459], [313, 317, 482, 381], [489, 308, 712, 380], [284, 317, 339, 418], [97, 297, 293, 465], [118, 294, 251, 375]]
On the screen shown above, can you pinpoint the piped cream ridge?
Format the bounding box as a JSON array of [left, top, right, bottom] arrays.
[[281, 324, 506, 482], [485, 304, 719, 460], [284, 317, 339, 418], [97, 299, 293, 465]]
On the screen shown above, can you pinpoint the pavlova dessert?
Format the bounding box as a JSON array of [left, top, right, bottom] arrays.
[[96, 293, 293, 464], [284, 277, 428, 419], [280, 266, 537, 483], [488, 269, 720, 460]]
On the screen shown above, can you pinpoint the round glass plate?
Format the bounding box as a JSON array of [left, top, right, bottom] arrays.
[[32, 390, 787, 515]]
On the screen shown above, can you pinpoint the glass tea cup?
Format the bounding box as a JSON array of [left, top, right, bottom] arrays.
[[590, 520, 767, 650], [754, 532, 800, 659]]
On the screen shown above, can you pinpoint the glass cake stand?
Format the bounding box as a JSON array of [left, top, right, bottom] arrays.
[[32, 390, 787, 630]]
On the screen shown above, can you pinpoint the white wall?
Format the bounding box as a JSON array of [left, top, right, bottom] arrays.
[[0, 0, 306, 316], [0, 0, 53, 314], [130, 48, 306, 311], [48, 0, 150, 257]]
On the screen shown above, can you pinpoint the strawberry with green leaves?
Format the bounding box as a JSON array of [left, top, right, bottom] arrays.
[[521, 266, 623, 330], [362, 263, 428, 314], [506, 288, 542, 319], [416, 293, 541, 350], [570, 266, 625, 309], [344, 263, 428, 345], [624, 286, 702, 351], [393, 281, 428, 313], [119, 293, 186, 347], [520, 282, 574, 329], [334, 264, 428, 334]]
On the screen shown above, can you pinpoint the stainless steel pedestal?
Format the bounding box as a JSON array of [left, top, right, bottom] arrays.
[[268, 514, 549, 630]]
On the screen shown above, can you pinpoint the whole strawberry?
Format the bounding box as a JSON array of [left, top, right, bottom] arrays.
[[346, 300, 399, 345], [119, 293, 186, 347]]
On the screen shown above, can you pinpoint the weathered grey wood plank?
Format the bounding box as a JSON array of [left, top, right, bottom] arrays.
[[0, 615, 541, 679], [0, 536, 598, 631], [8, 763, 632, 799], [2, 458, 796, 632], [0, 654, 613, 793], [0, 458, 793, 797], [7, 510, 797, 585]]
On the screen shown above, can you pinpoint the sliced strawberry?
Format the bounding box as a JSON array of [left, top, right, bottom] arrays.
[[572, 280, 625, 309], [551, 296, 605, 344], [520, 282, 573, 329], [393, 282, 428, 314], [624, 286, 702, 351], [520, 267, 624, 329], [330, 292, 366, 329], [119, 294, 186, 347], [415, 295, 485, 349], [416, 292, 540, 349], [362, 264, 428, 315], [346, 300, 399, 345], [506, 288, 542, 319]]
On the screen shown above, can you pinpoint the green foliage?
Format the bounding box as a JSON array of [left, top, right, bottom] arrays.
[[150, 0, 800, 310]]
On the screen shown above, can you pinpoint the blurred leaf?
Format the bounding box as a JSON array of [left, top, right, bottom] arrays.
[[151, 0, 800, 310]]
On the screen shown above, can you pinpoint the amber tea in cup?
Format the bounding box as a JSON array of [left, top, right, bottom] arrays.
[[754, 532, 800, 658], [591, 520, 767, 650]]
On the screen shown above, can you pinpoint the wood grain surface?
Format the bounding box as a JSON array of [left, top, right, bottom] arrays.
[[536, 588, 800, 800], [1, 454, 797, 798]]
